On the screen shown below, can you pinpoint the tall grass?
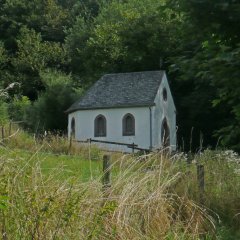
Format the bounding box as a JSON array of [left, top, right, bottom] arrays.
[[0, 127, 239, 239], [1, 125, 103, 160], [0, 148, 216, 239]]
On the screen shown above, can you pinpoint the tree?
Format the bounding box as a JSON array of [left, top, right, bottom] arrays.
[[8, 96, 30, 121], [25, 70, 81, 131], [0, 0, 72, 44], [0, 83, 20, 125], [168, 0, 240, 151], [65, 0, 184, 85], [11, 27, 68, 99]]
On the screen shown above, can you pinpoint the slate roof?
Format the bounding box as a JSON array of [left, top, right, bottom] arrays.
[[66, 71, 165, 113]]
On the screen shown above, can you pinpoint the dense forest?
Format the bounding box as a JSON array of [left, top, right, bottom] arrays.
[[0, 0, 239, 152]]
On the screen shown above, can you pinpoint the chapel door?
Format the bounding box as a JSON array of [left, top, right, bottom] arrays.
[[161, 118, 170, 148]]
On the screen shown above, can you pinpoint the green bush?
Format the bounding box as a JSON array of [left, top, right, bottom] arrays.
[[0, 101, 9, 126], [25, 70, 80, 132], [8, 95, 30, 122]]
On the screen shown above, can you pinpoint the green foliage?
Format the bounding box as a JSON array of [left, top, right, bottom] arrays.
[[10, 27, 68, 98], [0, 0, 239, 151], [0, 0, 71, 44], [168, 0, 240, 152], [169, 0, 240, 44], [208, 44, 240, 151], [8, 95, 30, 121], [13, 27, 67, 72], [66, 0, 183, 84], [0, 83, 22, 125], [216, 226, 240, 240], [0, 101, 9, 126], [0, 0, 71, 98], [26, 70, 80, 131], [0, 42, 8, 66], [0, 195, 8, 210], [68, 0, 101, 20], [0, 42, 11, 91]]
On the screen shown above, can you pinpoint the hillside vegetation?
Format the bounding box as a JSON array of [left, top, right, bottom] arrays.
[[0, 0, 240, 152]]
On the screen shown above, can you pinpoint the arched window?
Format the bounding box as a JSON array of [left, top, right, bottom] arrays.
[[71, 117, 75, 139], [163, 88, 167, 101], [161, 118, 170, 147], [123, 113, 135, 136], [94, 115, 106, 137]]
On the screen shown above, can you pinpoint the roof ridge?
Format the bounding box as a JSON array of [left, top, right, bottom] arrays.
[[103, 70, 165, 77]]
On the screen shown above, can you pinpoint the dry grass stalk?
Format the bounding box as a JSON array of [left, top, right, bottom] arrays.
[[0, 149, 217, 239]]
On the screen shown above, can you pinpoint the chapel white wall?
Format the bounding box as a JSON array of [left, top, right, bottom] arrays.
[[68, 107, 150, 152], [152, 73, 177, 151]]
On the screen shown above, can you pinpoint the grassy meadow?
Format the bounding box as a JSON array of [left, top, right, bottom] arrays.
[[0, 127, 240, 239]]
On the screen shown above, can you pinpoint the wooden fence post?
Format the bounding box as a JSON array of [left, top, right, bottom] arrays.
[[102, 155, 111, 197], [69, 135, 72, 153], [197, 164, 205, 204]]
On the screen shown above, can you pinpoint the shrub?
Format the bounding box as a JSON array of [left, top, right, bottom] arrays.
[[25, 69, 81, 132], [8, 95, 31, 121], [0, 101, 9, 126]]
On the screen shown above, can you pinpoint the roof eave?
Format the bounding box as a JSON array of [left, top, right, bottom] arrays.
[[66, 103, 156, 114]]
